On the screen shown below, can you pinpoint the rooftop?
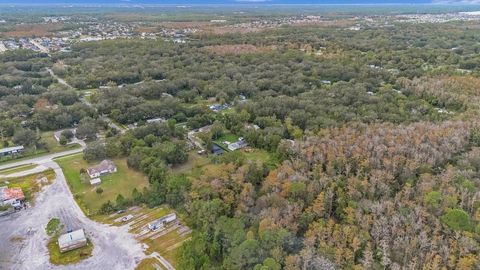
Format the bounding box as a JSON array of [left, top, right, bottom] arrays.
[[0, 146, 24, 155], [0, 187, 25, 201], [58, 229, 86, 248], [87, 160, 116, 176]]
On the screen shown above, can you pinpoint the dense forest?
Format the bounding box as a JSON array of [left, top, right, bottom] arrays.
[[1, 11, 479, 270]]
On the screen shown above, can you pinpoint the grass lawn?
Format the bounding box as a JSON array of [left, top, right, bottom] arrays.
[[55, 154, 149, 215], [1, 169, 55, 202], [125, 207, 189, 269], [213, 133, 239, 150], [48, 237, 93, 265], [0, 164, 37, 175], [170, 151, 210, 175], [144, 229, 190, 265], [136, 258, 161, 270], [244, 148, 280, 168]]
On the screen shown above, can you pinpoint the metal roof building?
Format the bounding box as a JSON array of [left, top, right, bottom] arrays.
[[58, 229, 87, 253], [0, 146, 24, 157], [148, 213, 177, 231]]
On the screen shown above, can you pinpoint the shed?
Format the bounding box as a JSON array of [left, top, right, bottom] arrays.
[[148, 213, 177, 231], [90, 178, 101, 185], [58, 229, 87, 253]]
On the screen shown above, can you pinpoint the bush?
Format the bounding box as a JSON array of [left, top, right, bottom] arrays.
[[424, 191, 442, 208], [59, 136, 67, 146], [46, 218, 62, 236], [96, 187, 103, 195], [99, 200, 115, 214]]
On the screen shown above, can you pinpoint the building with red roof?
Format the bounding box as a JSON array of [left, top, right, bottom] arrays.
[[0, 186, 25, 207]]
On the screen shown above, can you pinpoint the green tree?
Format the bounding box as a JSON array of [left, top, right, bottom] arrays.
[[424, 191, 442, 208], [59, 135, 68, 146], [226, 239, 262, 269], [76, 117, 97, 140], [441, 209, 472, 231], [254, 258, 282, 270], [83, 142, 106, 162], [13, 128, 37, 147], [116, 194, 126, 209]]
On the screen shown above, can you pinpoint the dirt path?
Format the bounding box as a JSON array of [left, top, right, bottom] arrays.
[[0, 160, 147, 270], [46, 68, 72, 89]]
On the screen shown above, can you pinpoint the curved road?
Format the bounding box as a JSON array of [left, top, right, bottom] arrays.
[[0, 142, 147, 270]]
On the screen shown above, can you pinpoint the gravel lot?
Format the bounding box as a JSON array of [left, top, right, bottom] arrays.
[[0, 160, 147, 270]]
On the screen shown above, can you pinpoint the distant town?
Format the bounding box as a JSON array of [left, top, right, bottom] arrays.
[[2, 11, 480, 54]]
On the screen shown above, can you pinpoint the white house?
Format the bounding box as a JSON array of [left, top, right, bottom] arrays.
[[86, 160, 117, 178]]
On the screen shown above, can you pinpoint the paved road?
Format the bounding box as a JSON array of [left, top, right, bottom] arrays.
[[0, 140, 85, 171], [0, 158, 146, 269]]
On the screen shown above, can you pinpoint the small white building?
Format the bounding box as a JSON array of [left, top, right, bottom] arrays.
[[148, 213, 177, 231], [146, 118, 166, 124], [90, 178, 101, 185], [58, 229, 87, 253]]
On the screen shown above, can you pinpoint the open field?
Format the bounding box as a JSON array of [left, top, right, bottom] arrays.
[[56, 154, 149, 214], [170, 151, 210, 175], [40, 131, 81, 153], [2, 23, 65, 38]]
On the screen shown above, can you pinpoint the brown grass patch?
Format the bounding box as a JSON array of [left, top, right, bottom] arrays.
[[4, 23, 64, 38], [208, 26, 264, 35]]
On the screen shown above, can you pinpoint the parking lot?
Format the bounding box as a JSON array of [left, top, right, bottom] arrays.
[[0, 161, 146, 270]]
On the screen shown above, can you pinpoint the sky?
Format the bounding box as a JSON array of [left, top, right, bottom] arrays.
[[0, 0, 466, 4], [1, 0, 480, 5]]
